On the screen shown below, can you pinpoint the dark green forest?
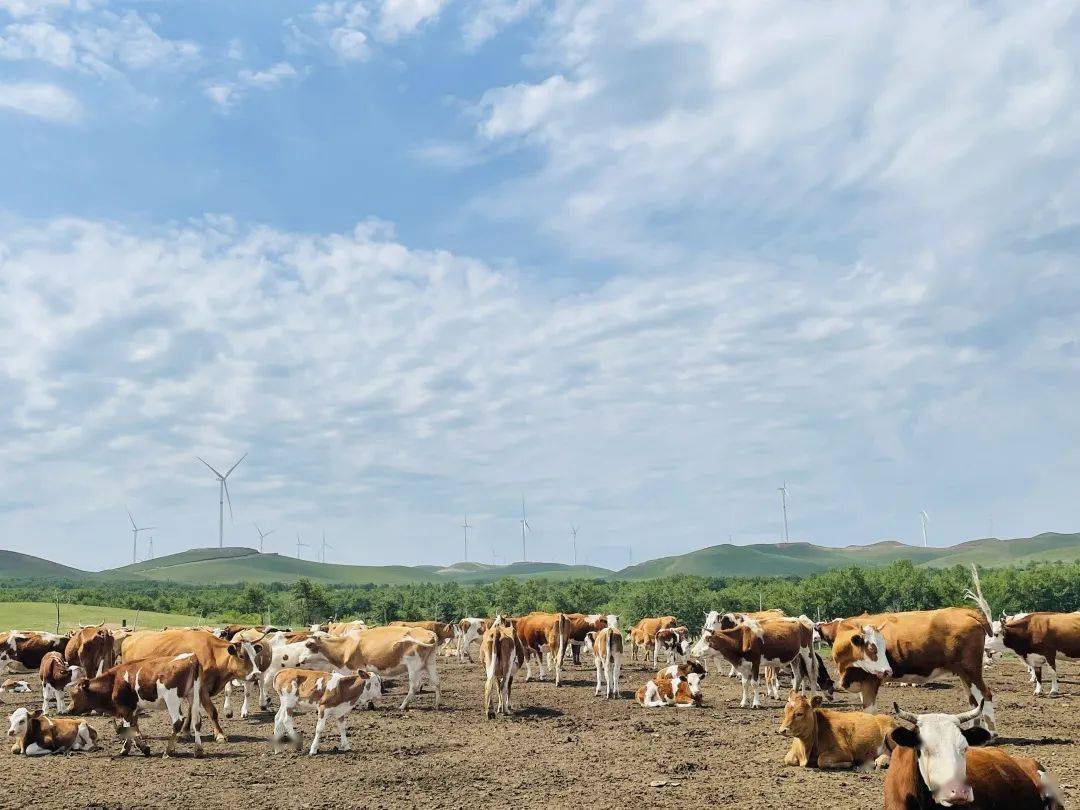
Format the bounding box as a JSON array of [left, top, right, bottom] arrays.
[[3, 560, 1077, 630]]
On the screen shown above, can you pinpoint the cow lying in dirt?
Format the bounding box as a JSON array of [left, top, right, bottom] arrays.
[[272, 668, 382, 755], [777, 692, 894, 770], [8, 707, 98, 756], [635, 661, 706, 707]]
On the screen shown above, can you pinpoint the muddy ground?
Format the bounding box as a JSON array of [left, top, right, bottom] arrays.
[[1, 653, 1076, 809]]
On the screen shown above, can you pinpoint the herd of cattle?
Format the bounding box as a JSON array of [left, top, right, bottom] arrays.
[[0, 572, 1076, 809]]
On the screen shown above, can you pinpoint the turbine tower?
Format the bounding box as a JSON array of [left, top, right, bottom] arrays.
[[197, 453, 247, 548], [570, 525, 578, 566], [778, 482, 790, 543], [146, 536, 155, 561], [126, 509, 154, 565], [461, 513, 471, 562], [920, 510, 930, 548], [319, 531, 334, 563], [295, 533, 309, 560], [254, 523, 275, 553], [519, 495, 531, 562]]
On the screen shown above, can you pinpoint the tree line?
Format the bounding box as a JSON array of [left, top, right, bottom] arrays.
[[1, 559, 1077, 631]]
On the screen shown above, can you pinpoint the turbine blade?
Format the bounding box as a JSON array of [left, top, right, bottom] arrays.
[[224, 452, 247, 478], [223, 479, 234, 522], [265, 529, 275, 537], [127, 509, 137, 530]]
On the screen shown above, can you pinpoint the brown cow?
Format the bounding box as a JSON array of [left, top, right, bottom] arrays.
[[0, 631, 69, 673], [8, 707, 98, 755], [389, 620, 456, 643], [481, 616, 525, 718], [121, 629, 265, 740], [777, 692, 893, 769], [583, 616, 622, 698], [690, 623, 764, 707], [515, 612, 571, 686], [564, 614, 608, 665], [635, 668, 705, 707], [989, 612, 1080, 696], [38, 651, 85, 714], [627, 616, 678, 662], [885, 704, 1064, 809], [297, 625, 440, 709], [830, 608, 995, 733], [65, 624, 115, 678], [68, 653, 214, 757], [272, 668, 382, 755]]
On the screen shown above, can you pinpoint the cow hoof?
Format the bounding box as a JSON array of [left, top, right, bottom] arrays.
[[224, 711, 233, 719], [194, 746, 204, 758], [214, 733, 227, 743]]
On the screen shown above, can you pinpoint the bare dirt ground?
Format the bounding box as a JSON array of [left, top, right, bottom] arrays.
[[1, 654, 1076, 809]]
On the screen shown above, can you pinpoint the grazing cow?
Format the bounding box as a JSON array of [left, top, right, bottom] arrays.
[[68, 654, 213, 757], [298, 626, 440, 709], [885, 704, 1064, 810], [0, 631, 69, 673], [654, 626, 691, 664], [389, 620, 456, 643], [327, 620, 367, 636], [635, 668, 705, 708], [8, 707, 98, 756], [988, 612, 1080, 696], [64, 624, 115, 678], [272, 668, 382, 755], [38, 651, 85, 714], [627, 616, 678, 663], [121, 629, 265, 740], [690, 623, 764, 707], [565, 614, 608, 665], [457, 617, 489, 662], [584, 616, 623, 698], [515, 612, 571, 686], [481, 616, 525, 718], [830, 608, 995, 733], [777, 692, 894, 770], [0, 679, 31, 693]]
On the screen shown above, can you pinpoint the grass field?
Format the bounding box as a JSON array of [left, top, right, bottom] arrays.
[[0, 601, 206, 632]]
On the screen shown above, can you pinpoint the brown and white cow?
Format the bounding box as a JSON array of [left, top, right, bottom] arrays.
[[121, 628, 264, 740], [68, 653, 214, 757], [8, 707, 98, 756], [38, 651, 85, 714], [885, 704, 1064, 809], [690, 622, 764, 707], [515, 612, 571, 686], [830, 608, 995, 734], [0, 631, 69, 673], [64, 624, 115, 678], [481, 616, 525, 718], [583, 616, 623, 698], [0, 678, 31, 693], [777, 692, 894, 770], [987, 612, 1080, 696], [297, 625, 440, 709], [627, 616, 678, 663], [635, 664, 705, 708], [456, 617, 489, 662], [272, 668, 382, 755], [654, 626, 691, 664], [564, 614, 608, 665]]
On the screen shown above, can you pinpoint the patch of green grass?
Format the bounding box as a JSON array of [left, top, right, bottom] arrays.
[[0, 602, 206, 632]]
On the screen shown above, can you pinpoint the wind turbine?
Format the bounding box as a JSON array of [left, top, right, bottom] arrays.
[[461, 513, 471, 562], [519, 495, 531, 562], [296, 533, 310, 560], [146, 536, 155, 561], [319, 531, 334, 564], [570, 525, 578, 566], [778, 482, 790, 543], [196, 453, 247, 548], [920, 510, 930, 548], [254, 523, 275, 553], [126, 509, 154, 565]]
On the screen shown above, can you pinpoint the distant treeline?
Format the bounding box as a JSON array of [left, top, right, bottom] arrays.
[[2, 560, 1077, 631]]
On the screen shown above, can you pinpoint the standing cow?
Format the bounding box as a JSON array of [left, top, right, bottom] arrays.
[[481, 616, 524, 718], [515, 612, 571, 686], [584, 615, 623, 698]]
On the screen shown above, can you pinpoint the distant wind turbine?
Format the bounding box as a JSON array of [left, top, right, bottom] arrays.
[[519, 495, 531, 562], [920, 510, 930, 548], [296, 533, 310, 560], [126, 509, 154, 565], [146, 536, 155, 561], [461, 513, 471, 562], [778, 482, 790, 543], [254, 523, 275, 553], [319, 531, 334, 564], [196, 453, 247, 548], [570, 525, 578, 566]]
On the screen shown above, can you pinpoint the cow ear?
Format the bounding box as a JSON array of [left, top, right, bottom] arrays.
[[850, 633, 865, 648], [252, 644, 263, 654], [810, 695, 823, 708], [962, 726, 992, 747], [889, 727, 919, 749], [227, 644, 238, 656], [305, 640, 319, 651]]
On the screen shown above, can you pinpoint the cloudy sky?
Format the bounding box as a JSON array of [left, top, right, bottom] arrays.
[[2, 0, 1078, 571]]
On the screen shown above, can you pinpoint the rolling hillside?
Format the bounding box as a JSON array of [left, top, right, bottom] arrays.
[[0, 532, 1075, 585]]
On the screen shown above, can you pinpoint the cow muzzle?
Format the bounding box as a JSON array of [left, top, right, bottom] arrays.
[[935, 781, 974, 806]]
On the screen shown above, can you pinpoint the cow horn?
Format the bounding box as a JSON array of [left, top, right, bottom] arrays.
[[893, 703, 919, 725], [954, 701, 983, 725]]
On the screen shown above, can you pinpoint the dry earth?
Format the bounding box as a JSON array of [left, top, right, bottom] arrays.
[[1, 653, 1076, 809]]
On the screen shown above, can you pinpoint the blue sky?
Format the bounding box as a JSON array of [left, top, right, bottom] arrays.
[[2, 0, 1078, 570]]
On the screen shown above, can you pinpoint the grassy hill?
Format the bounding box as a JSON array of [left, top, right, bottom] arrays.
[[0, 601, 206, 632], [0, 532, 1075, 586]]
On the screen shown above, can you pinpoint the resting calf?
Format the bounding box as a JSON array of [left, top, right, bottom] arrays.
[[777, 692, 893, 770], [8, 707, 98, 756]]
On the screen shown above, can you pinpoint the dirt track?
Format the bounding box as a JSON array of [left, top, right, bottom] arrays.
[[2, 654, 1076, 809]]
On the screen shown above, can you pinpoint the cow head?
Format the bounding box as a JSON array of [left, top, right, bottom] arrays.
[[583, 631, 597, 655], [891, 703, 991, 807], [777, 692, 821, 738], [836, 623, 891, 678], [689, 631, 714, 659], [67, 678, 93, 715], [228, 639, 264, 682], [684, 672, 704, 703], [703, 610, 721, 632], [605, 614, 619, 631], [7, 707, 34, 740]]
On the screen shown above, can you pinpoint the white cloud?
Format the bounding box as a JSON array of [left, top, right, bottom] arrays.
[[0, 79, 80, 121], [477, 74, 595, 140], [205, 61, 300, 111], [374, 0, 448, 42], [461, 0, 539, 48], [328, 25, 369, 61]]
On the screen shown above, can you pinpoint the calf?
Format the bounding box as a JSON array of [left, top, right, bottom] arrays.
[[690, 623, 764, 707], [0, 679, 31, 693], [8, 708, 98, 756], [65, 625, 115, 678], [68, 653, 214, 757], [627, 616, 678, 663], [457, 617, 489, 662], [989, 612, 1080, 696], [565, 614, 608, 665], [515, 612, 571, 686], [777, 692, 893, 769], [635, 669, 705, 708], [584, 616, 623, 698], [272, 668, 381, 755], [38, 651, 85, 714], [481, 616, 525, 718], [885, 704, 1064, 809], [655, 626, 691, 664]]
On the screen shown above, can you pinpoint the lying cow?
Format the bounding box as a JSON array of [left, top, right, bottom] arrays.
[[68, 653, 214, 757], [635, 665, 705, 708], [627, 616, 678, 663], [481, 616, 524, 718], [584, 616, 622, 699], [39, 651, 85, 714], [885, 703, 1064, 809], [987, 611, 1080, 696], [8, 707, 98, 756], [0, 679, 31, 693], [777, 692, 893, 770], [272, 668, 382, 755], [65, 624, 115, 678], [0, 631, 69, 673]]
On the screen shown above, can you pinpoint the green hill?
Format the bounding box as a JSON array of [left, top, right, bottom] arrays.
[[0, 550, 90, 581]]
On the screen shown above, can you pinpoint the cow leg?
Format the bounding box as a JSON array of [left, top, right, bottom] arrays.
[[202, 692, 228, 742], [816, 754, 854, 769], [160, 685, 185, 758], [963, 671, 996, 735], [309, 708, 327, 756], [399, 656, 426, 710], [858, 678, 881, 713], [611, 653, 621, 698], [272, 705, 291, 752], [240, 680, 252, 719], [751, 661, 762, 709], [537, 648, 547, 681], [129, 716, 152, 757], [1045, 654, 1059, 695], [426, 656, 441, 710], [641, 681, 665, 707], [335, 707, 351, 751], [652, 639, 661, 665]]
